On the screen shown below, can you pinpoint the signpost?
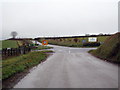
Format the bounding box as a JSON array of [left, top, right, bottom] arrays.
[[88, 37, 97, 42]]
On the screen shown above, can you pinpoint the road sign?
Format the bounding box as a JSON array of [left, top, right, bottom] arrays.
[[42, 40, 48, 45], [88, 37, 97, 42]]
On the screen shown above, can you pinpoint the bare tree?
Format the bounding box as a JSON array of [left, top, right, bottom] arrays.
[[11, 31, 18, 39]]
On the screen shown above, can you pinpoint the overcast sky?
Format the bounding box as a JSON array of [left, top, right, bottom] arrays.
[[1, 0, 119, 39]]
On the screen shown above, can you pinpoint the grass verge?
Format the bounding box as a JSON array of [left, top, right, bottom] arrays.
[[32, 45, 53, 50], [89, 32, 120, 63], [2, 50, 53, 80]]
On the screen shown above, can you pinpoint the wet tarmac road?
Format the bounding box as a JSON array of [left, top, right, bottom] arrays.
[[14, 44, 118, 88]]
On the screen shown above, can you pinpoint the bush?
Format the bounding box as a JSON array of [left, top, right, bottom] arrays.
[[83, 42, 101, 47]]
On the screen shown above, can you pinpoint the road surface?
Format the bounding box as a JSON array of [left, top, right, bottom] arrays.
[[14, 44, 118, 88]]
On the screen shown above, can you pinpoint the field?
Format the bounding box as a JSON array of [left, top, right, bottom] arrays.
[[2, 40, 19, 49], [97, 36, 109, 42], [1, 40, 53, 50], [1, 40, 36, 49], [2, 50, 53, 80], [39, 36, 110, 47], [1, 40, 31, 49]]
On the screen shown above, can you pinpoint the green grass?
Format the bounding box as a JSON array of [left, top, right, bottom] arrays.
[[33, 45, 53, 50], [97, 36, 109, 42], [40, 50, 54, 53], [89, 32, 120, 63], [2, 51, 52, 79], [2, 40, 18, 49], [48, 41, 83, 47], [1, 40, 34, 49]]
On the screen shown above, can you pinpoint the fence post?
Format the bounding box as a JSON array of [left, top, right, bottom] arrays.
[[2, 45, 32, 59]]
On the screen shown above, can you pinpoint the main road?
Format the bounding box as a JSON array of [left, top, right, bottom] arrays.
[[14, 44, 118, 88]]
